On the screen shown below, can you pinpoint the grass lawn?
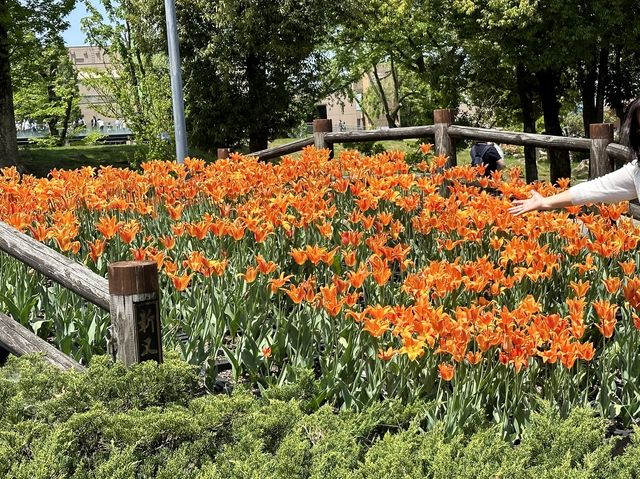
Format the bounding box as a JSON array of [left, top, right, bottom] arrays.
[[18, 145, 140, 177], [17, 139, 589, 185]]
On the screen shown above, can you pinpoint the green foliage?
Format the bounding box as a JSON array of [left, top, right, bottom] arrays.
[[2, 354, 639, 478], [26, 136, 61, 148], [0, 0, 77, 167], [346, 141, 386, 156], [177, 0, 338, 151], [81, 0, 174, 162], [0, 353, 198, 424], [81, 130, 106, 146], [332, 0, 464, 127], [12, 38, 81, 144]]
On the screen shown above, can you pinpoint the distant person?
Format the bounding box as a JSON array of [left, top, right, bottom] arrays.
[[470, 141, 506, 176], [97, 118, 104, 132]]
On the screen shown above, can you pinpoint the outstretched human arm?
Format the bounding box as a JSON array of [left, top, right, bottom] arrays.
[[508, 190, 573, 215], [509, 161, 638, 216]]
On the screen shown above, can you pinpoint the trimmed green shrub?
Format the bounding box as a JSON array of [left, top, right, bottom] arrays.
[[0, 354, 636, 478]]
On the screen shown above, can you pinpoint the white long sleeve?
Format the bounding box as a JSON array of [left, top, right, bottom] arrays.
[[569, 161, 640, 205]]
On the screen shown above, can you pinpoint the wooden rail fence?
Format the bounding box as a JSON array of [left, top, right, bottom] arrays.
[[244, 108, 634, 183], [0, 221, 162, 370]]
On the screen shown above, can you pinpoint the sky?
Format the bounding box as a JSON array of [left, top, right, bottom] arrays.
[[62, 2, 107, 46]]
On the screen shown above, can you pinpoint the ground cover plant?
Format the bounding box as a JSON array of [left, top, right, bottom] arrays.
[[1, 147, 640, 435], [3, 354, 640, 479]]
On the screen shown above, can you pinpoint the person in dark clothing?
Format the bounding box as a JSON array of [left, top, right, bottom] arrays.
[[470, 141, 506, 176]]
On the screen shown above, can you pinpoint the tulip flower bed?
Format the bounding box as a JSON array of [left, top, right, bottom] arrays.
[[1, 146, 640, 435]]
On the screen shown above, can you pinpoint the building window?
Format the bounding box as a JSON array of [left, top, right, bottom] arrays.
[[355, 93, 362, 112]]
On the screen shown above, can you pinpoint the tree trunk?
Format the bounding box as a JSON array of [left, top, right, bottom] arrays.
[[390, 55, 401, 126], [609, 47, 625, 121], [579, 61, 598, 137], [0, 0, 18, 168], [580, 45, 609, 138], [58, 97, 73, 146], [249, 130, 268, 152], [516, 64, 538, 183], [46, 71, 59, 138], [537, 69, 571, 184], [371, 64, 398, 128], [246, 52, 268, 152], [595, 45, 609, 123]]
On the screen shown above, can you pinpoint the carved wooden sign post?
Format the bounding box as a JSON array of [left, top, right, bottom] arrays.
[[108, 261, 162, 366]]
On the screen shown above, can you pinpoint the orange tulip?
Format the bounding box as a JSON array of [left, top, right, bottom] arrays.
[[620, 260, 636, 276], [160, 235, 176, 250], [569, 280, 590, 298], [256, 255, 278, 275], [88, 238, 105, 263], [96, 215, 121, 239], [168, 273, 192, 291], [242, 267, 258, 284], [290, 248, 307, 265], [377, 347, 395, 361], [419, 142, 433, 155], [603, 277, 621, 295], [438, 363, 455, 381], [623, 277, 640, 309], [343, 249, 357, 267], [346, 267, 369, 289]]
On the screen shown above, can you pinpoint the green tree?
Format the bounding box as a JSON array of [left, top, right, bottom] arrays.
[[0, 0, 75, 167], [333, 0, 467, 125], [81, 0, 173, 161], [177, 0, 338, 152], [13, 38, 80, 145]]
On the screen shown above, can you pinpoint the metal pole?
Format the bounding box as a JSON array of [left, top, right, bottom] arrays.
[[164, 0, 188, 163]]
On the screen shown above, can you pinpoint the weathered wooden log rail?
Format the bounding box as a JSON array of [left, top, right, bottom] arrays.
[[0, 222, 110, 311], [447, 125, 592, 152], [0, 312, 85, 371], [251, 137, 315, 162], [607, 143, 635, 163], [325, 124, 437, 143]]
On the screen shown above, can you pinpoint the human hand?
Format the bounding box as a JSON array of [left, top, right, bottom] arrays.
[[508, 190, 545, 216]]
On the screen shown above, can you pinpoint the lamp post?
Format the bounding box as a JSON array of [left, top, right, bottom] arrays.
[[164, 0, 188, 164]]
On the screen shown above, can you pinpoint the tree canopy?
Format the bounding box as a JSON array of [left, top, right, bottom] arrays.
[[177, 0, 337, 152], [0, 0, 75, 167]]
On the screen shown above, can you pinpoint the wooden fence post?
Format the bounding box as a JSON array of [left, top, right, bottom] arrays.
[[434, 109, 456, 167], [589, 123, 614, 179], [108, 261, 162, 366], [313, 119, 334, 158], [217, 148, 230, 160]]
